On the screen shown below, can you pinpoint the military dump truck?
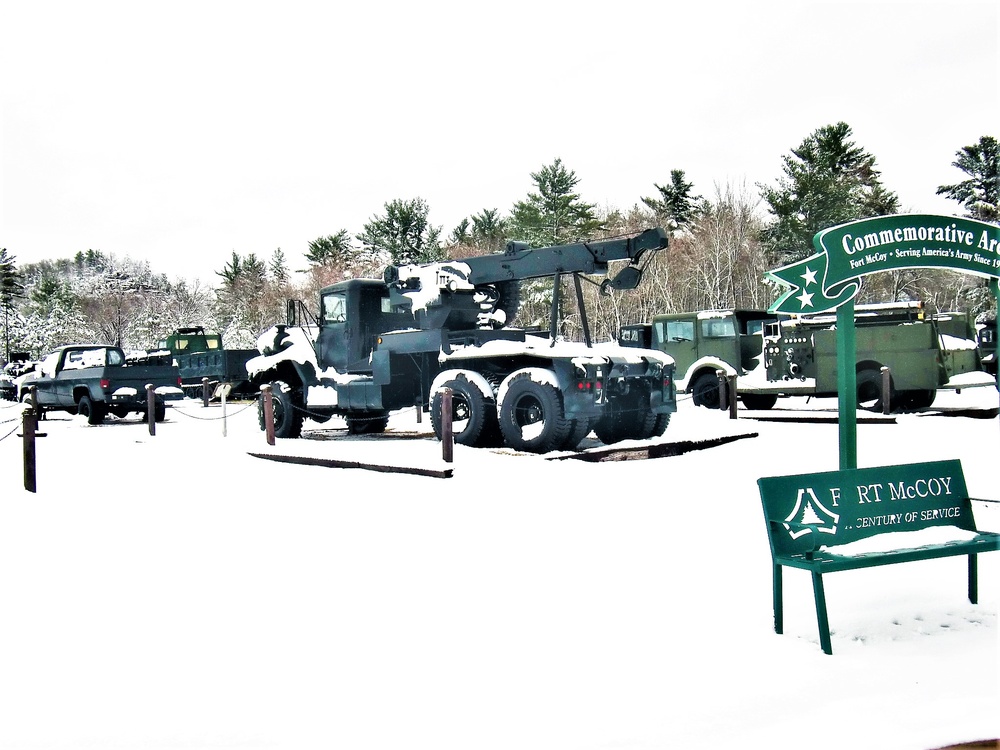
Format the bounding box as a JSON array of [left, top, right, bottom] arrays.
[[156, 327, 257, 398], [621, 302, 991, 412], [248, 229, 677, 453]]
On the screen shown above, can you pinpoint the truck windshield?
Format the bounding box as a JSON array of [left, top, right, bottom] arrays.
[[658, 320, 694, 343], [701, 318, 735, 339]]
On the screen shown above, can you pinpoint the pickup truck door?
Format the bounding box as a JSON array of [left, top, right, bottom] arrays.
[[30, 351, 63, 407]]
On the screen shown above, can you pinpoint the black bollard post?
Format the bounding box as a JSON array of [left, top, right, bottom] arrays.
[[146, 384, 156, 436], [261, 385, 275, 446], [881, 367, 891, 415], [440, 388, 453, 463], [22, 407, 37, 493]]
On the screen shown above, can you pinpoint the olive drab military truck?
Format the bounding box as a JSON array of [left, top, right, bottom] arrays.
[[248, 229, 677, 453], [156, 327, 257, 399], [621, 301, 992, 412], [620, 309, 783, 410]]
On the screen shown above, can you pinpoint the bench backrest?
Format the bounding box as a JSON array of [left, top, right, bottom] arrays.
[[758, 459, 976, 556]]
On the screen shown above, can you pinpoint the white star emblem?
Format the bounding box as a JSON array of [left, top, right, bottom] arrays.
[[801, 267, 818, 287], [796, 290, 814, 308]]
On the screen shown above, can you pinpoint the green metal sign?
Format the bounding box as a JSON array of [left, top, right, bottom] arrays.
[[768, 214, 1000, 314]]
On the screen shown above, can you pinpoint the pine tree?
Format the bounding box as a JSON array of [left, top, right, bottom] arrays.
[[936, 135, 1000, 222], [508, 158, 602, 247], [357, 198, 444, 266], [269, 248, 289, 285], [759, 122, 900, 265], [1, 248, 25, 361], [305, 230, 353, 267], [641, 170, 704, 230]]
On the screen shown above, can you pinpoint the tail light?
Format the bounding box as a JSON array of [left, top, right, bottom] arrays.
[[100, 378, 110, 389]]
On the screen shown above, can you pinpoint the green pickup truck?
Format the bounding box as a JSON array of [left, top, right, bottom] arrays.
[[22, 345, 183, 424]]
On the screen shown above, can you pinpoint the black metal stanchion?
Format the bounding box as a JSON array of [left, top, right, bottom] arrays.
[[146, 384, 156, 436], [440, 388, 453, 463], [261, 385, 275, 446]]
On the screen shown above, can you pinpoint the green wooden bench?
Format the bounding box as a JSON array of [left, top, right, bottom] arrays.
[[758, 459, 999, 654]]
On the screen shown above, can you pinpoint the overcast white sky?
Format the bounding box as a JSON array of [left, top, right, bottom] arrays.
[[1, 1, 997, 283]]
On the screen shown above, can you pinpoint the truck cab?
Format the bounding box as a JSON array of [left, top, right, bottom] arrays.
[[622, 309, 780, 408], [315, 279, 416, 374]]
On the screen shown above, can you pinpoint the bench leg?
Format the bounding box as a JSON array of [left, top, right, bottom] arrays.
[[811, 571, 833, 655], [773, 564, 783, 634], [968, 553, 978, 604]]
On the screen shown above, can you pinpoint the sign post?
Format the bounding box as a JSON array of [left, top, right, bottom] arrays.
[[767, 214, 1000, 469]]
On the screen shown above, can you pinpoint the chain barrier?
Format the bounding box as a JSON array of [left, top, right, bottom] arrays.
[[0, 419, 22, 443], [168, 398, 259, 421]]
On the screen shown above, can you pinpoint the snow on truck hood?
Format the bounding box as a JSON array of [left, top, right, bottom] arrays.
[[247, 325, 365, 386]]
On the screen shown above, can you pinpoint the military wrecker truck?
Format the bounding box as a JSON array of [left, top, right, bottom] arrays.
[[621, 301, 991, 412], [248, 228, 677, 453]]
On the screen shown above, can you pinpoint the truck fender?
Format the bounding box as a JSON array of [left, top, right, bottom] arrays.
[[430, 369, 496, 403], [676, 357, 738, 392], [496, 367, 560, 410]]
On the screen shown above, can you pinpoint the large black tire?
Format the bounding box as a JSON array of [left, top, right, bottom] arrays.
[[346, 414, 389, 434], [77, 395, 106, 425], [856, 368, 893, 412], [561, 416, 593, 451], [430, 375, 501, 448], [740, 393, 778, 410], [258, 380, 305, 438], [154, 401, 167, 422], [692, 372, 726, 409], [498, 372, 571, 453], [594, 387, 657, 444], [649, 412, 671, 438]]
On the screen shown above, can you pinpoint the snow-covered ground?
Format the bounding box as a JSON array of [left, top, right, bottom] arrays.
[[1, 387, 998, 750]]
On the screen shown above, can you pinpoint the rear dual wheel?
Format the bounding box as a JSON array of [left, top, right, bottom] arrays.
[[594, 385, 668, 444], [431, 375, 502, 448], [498, 372, 570, 454]]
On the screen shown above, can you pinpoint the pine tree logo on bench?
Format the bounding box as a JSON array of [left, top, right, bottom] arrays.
[[783, 488, 840, 539]]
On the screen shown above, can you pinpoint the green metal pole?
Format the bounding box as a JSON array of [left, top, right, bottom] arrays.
[[993, 279, 1000, 391], [837, 298, 858, 470]]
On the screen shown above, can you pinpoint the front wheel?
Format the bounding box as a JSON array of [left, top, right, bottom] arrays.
[[258, 380, 305, 438], [498, 372, 571, 453], [691, 372, 726, 409]]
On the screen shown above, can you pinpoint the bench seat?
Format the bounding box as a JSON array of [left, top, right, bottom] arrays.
[[759, 459, 999, 654]]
